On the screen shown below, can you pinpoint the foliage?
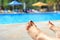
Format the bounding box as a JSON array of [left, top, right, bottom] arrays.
[[1, 0, 60, 10]]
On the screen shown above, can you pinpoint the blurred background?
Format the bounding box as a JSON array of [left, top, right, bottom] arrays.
[[0, 0, 60, 13]]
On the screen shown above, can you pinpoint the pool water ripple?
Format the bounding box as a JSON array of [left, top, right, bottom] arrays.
[[0, 13, 60, 24]]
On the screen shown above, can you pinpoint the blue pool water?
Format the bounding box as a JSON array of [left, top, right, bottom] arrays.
[[0, 12, 60, 24]]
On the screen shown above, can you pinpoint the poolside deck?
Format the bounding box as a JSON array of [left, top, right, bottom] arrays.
[[0, 20, 60, 40]]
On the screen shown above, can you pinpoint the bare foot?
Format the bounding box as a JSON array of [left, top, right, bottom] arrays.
[[48, 21, 58, 32], [26, 21, 59, 40], [48, 21, 55, 28], [26, 21, 34, 30]]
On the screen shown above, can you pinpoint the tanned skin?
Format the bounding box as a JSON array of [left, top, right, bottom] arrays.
[[48, 21, 60, 38], [26, 21, 60, 40]]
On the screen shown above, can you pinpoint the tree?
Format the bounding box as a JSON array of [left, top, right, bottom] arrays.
[[56, 0, 60, 11]]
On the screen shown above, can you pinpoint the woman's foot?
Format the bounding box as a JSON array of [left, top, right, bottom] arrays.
[[48, 21, 54, 28], [26, 21, 34, 30]]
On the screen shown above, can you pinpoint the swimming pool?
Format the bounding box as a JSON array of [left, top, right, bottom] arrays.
[[0, 12, 60, 24]]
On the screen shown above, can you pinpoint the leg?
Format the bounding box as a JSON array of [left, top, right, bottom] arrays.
[[48, 21, 60, 39], [26, 21, 58, 40], [48, 21, 57, 32]]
